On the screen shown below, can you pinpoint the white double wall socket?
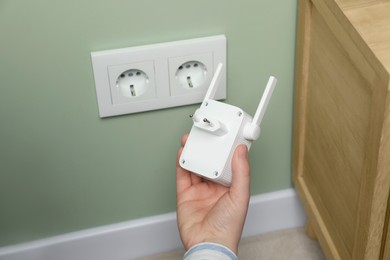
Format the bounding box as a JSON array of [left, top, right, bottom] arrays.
[[91, 35, 226, 117]]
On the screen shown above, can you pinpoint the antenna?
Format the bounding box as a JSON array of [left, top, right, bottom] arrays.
[[203, 63, 223, 101], [253, 76, 277, 126], [242, 76, 277, 141]]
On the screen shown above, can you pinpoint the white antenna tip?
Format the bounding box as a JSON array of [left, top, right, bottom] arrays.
[[203, 63, 224, 102], [253, 76, 277, 126]]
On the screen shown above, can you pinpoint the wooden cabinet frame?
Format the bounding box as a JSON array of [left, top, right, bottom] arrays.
[[293, 0, 390, 259]]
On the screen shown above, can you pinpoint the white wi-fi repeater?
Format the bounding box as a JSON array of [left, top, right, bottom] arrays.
[[179, 63, 277, 186]]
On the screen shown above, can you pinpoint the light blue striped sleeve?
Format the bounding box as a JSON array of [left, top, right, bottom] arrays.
[[183, 242, 237, 260]]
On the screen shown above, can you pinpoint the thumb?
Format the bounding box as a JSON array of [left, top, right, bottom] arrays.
[[230, 144, 250, 200]]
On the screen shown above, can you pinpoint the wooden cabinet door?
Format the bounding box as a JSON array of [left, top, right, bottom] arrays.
[[293, 0, 390, 259]]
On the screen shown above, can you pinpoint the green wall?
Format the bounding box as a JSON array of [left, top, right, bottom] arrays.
[[0, 0, 297, 246]]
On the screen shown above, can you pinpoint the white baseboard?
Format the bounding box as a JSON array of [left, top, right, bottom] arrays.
[[0, 188, 306, 260]]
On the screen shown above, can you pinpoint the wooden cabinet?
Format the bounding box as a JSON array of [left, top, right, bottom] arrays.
[[293, 0, 390, 259]]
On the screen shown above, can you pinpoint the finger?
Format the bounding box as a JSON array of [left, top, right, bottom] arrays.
[[230, 144, 250, 201], [176, 146, 192, 194], [190, 172, 203, 185]]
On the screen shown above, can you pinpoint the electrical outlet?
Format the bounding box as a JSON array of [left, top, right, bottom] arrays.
[[91, 35, 226, 117], [168, 53, 213, 96], [107, 61, 156, 104]]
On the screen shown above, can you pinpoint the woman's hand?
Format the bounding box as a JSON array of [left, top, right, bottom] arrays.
[[176, 134, 250, 254]]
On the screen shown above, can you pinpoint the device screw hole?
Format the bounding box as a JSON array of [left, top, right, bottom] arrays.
[[205, 102, 208, 106], [181, 159, 186, 164], [214, 171, 219, 176], [120, 74, 125, 78], [238, 111, 242, 117]]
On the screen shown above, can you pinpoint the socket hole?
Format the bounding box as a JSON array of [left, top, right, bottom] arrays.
[[116, 69, 149, 98], [175, 61, 207, 89], [130, 85, 136, 96]]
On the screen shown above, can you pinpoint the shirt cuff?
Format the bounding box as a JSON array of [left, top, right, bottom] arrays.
[[183, 242, 237, 260]]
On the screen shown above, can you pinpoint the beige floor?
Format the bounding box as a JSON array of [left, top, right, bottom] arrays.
[[140, 227, 326, 259]]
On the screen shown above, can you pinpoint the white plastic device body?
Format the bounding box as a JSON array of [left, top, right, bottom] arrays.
[[179, 63, 277, 186]]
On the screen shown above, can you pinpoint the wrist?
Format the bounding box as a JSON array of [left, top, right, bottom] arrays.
[[185, 238, 238, 255], [184, 242, 237, 260], [204, 239, 238, 255]]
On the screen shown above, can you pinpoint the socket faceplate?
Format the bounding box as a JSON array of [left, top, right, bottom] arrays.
[[91, 35, 226, 117]]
